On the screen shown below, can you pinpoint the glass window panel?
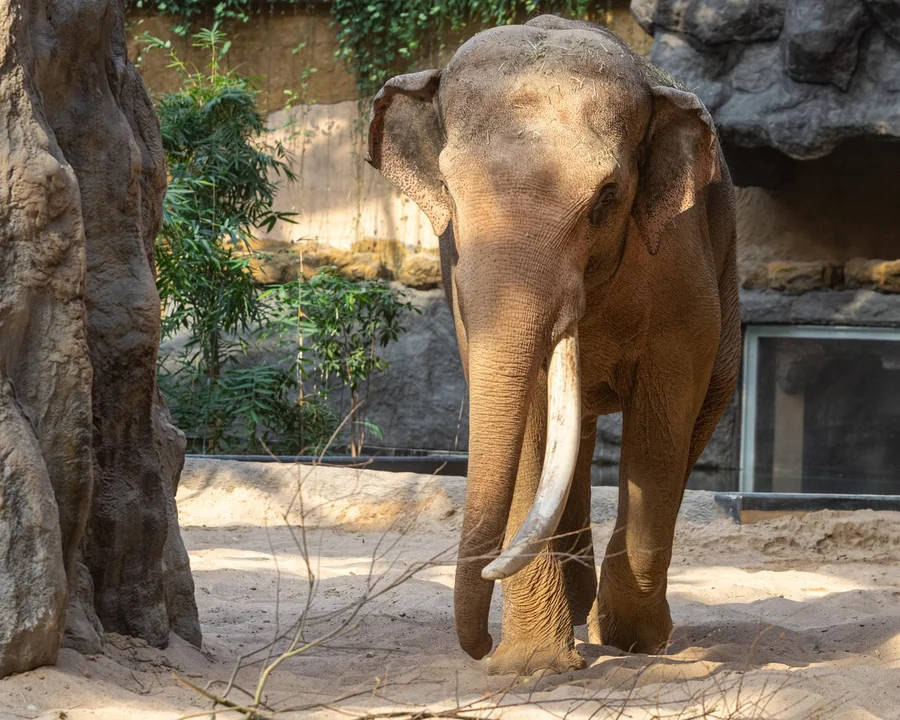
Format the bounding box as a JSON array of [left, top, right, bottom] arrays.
[[743, 327, 900, 495]]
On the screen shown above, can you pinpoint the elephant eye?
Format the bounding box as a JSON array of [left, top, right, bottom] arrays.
[[590, 183, 619, 227]]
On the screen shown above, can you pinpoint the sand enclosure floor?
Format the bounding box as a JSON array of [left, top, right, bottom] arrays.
[[3, 458, 900, 719]]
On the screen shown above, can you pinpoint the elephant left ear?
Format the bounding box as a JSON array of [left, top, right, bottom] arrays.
[[367, 69, 451, 236], [632, 86, 724, 256]]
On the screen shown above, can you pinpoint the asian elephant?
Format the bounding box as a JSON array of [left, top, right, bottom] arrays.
[[366, 15, 740, 676]]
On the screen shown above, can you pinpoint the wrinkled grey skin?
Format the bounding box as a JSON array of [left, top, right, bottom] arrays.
[[367, 15, 740, 676]]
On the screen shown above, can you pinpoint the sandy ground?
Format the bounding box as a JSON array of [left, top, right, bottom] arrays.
[[3, 458, 900, 720]]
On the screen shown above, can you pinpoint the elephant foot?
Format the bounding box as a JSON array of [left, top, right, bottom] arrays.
[[488, 638, 585, 676], [589, 594, 673, 654]]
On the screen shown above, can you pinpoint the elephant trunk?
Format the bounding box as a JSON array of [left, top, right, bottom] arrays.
[[454, 319, 581, 659]]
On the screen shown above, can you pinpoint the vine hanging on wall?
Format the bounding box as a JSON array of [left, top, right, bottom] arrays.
[[331, 1, 598, 94], [130, 0, 602, 94], [130, 0, 261, 36]]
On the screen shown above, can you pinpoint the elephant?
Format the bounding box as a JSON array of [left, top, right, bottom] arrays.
[[366, 14, 740, 676]]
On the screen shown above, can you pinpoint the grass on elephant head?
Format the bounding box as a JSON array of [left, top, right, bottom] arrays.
[[171, 407, 807, 719]]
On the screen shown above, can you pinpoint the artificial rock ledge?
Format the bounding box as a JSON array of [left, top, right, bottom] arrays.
[[633, 0, 900, 185], [0, 0, 199, 678], [250, 238, 444, 290]]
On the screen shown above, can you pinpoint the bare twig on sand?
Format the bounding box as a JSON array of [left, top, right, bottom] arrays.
[[176, 406, 803, 720]]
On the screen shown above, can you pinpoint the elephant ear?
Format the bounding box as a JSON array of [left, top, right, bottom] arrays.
[[632, 86, 724, 256], [366, 69, 450, 236]]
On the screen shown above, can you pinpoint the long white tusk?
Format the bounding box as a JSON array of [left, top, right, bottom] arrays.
[[481, 327, 581, 581]]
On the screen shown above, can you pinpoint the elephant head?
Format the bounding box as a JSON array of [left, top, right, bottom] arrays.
[[367, 16, 723, 661]]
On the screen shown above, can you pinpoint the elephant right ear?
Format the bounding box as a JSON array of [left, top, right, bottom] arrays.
[[367, 70, 450, 236]]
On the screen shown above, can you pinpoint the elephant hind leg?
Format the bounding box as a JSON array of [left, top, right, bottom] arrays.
[[685, 266, 742, 480]]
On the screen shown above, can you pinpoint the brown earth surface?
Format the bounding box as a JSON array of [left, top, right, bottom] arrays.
[[2, 459, 899, 719]]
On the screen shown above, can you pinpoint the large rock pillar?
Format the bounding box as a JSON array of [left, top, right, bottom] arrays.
[[0, 0, 199, 677]]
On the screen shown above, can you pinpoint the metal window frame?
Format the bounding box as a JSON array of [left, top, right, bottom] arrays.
[[739, 324, 900, 493]]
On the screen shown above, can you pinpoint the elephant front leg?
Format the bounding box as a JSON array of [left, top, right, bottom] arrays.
[[488, 374, 585, 675], [491, 549, 583, 675], [589, 371, 704, 654]]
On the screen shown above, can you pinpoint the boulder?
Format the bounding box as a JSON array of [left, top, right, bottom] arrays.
[[742, 261, 843, 293], [0, 383, 69, 676], [343, 252, 391, 280], [351, 238, 406, 273], [0, 0, 96, 676], [0, 0, 199, 677], [865, 0, 900, 43], [632, 0, 785, 44], [56, 1, 198, 650], [249, 240, 371, 284], [844, 258, 900, 293], [398, 253, 443, 290], [63, 559, 105, 655], [154, 394, 201, 647], [783, 0, 871, 90], [304, 244, 355, 272]]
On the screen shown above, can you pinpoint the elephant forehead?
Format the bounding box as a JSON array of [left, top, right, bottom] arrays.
[[440, 44, 649, 150], [438, 77, 632, 195], [442, 79, 631, 150], [447, 23, 645, 81]]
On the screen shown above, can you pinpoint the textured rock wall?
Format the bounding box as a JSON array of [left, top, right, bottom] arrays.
[[0, 0, 198, 678], [0, 0, 96, 676], [364, 290, 469, 452], [632, 1, 900, 302], [734, 140, 900, 286], [633, 0, 900, 179]]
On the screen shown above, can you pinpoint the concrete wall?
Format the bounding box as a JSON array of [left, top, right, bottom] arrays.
[[130, 7, 359, 110], [266, 101, 439, 252]]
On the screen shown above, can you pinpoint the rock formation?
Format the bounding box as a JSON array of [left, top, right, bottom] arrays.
[[250, 238, 444, 290], [0, 0, 199, 678], [632, 0, 900, 185]]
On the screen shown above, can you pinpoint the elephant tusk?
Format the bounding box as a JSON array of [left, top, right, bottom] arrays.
[[481, 327, 581, 581]]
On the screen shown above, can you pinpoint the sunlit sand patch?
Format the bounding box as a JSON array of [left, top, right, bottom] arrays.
[[4, 461, 899, 719]]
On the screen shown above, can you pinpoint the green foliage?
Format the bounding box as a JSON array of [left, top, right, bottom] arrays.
[[133, 0, 600, 94], [149, 26, 416, 455], [150, 26, 296, 393], [131, 0, 256, 36], [330, 0, 593, 94], [262, 269, 418, 455], [149, 27, 296, 251], [266, 270, 414, 395], [149, 25, 307, 454]]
